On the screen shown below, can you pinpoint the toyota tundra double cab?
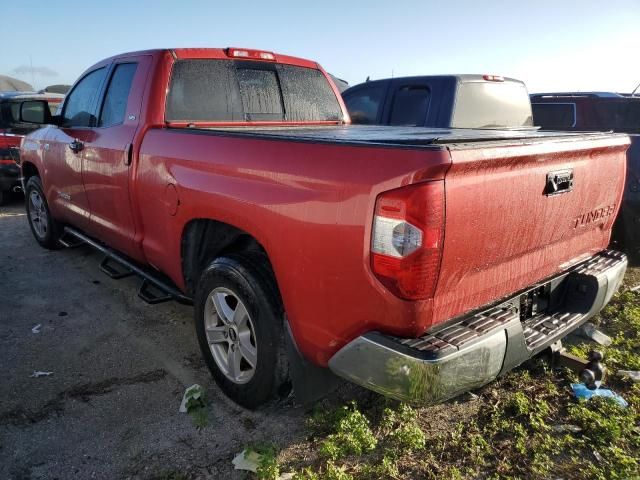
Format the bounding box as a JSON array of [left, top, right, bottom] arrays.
[[18, 48, 629, 408]]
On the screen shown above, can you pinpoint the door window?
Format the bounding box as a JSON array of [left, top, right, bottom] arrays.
[[389, 86, 431, 126], [61, 68, 107, 127], [343, 85, 385, 124], [99, 63, 138, 127]]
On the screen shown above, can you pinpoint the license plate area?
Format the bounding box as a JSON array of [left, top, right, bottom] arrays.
[[519, 284, 551, 322]]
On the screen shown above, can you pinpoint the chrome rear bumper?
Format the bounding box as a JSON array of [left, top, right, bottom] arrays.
[[328, 250, 627, 405]]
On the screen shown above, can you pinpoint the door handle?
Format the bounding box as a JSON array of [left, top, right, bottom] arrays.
[[68, 139, 84, 153], [124, 143, 133, 166]]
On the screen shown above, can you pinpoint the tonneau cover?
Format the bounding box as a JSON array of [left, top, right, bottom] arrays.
[[192, 124, 627, 149]]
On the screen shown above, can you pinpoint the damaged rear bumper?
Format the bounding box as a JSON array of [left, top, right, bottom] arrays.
[[328, 250, 627, 405]]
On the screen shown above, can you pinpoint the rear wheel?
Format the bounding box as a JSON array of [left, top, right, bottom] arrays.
[[25, 176, 61, 249], [194, 254, 288, 409], [0, 189, 4, 206]]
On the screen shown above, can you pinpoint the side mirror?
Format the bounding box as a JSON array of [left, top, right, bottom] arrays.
[[19, 100, 52, 125]]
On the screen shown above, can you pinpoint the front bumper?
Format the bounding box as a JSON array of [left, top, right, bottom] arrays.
[[328, 250, 627, 405]]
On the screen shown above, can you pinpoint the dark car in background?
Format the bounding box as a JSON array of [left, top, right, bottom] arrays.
[[342, 74, 534, 128], [531, 92, 640, 261], [0, 92, 64, 205]]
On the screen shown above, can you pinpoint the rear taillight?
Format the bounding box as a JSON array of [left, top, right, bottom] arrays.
[[371, 181, 445, 300]]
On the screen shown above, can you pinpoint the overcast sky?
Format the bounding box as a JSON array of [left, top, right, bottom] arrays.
[[2, 0, 639, 93]]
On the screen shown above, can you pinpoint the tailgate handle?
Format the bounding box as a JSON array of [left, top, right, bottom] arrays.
[[545, 169, 574, 196]]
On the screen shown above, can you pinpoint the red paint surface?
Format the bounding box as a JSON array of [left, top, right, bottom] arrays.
[[19, 48, 630, 367]]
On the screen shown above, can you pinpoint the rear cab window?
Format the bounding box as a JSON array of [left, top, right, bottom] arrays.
[[165, 59, 343, 123], [452, 81, 533, 128]]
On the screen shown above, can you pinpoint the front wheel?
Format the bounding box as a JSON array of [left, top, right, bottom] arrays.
[[194, 254, 289, 409], [25, 176, 61, 249]]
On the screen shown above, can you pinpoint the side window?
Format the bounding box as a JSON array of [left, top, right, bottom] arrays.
[[62, 68, 106, 127], [389, 86, 430, 126], [531, 103, 576, 129], [344, 85, 385, 124], [99, 63, 138, 127]]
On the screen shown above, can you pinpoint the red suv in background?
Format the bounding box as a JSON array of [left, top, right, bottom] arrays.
[[0, 92, 64, 204]]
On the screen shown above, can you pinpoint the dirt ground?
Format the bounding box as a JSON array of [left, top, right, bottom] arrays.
[[0, 195, 307, 479]]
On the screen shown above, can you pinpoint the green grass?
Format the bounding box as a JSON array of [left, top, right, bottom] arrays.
[[268, 287, 640, 479]]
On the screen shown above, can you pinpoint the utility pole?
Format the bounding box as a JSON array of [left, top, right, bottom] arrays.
[[29, 55, 35, 88]]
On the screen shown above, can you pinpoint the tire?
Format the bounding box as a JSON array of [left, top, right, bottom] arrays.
[[0, 189, 5, 206], [25, 176, 61, 249], [194, 254, 289, 409]]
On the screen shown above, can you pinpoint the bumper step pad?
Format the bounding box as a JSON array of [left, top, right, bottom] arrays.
[[397, 306, 518, 359], [523, 312, 584, 351], [523, 250, 627, 351]]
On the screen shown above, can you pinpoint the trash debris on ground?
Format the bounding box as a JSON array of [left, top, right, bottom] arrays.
[[552, 424, 582, 433], [31, 324, 42, 334], [232, 449, 262, 473], [179, 384, 204, 413], [628, 284, 640, 292], [616, 370, 640, 382], [593, 449, 604, 463], [571, 383, 628, 407], [573, 322, 612, 346], [30, 371, 53, 378], [278, 473, 295, 480]]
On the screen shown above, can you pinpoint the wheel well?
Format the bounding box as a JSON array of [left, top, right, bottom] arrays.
[[181, 219, 274, 295], [21, 162, 39, 183]]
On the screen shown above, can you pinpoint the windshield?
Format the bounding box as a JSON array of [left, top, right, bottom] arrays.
[[166, 59, 343, 123], [452, 81, 533, 128]]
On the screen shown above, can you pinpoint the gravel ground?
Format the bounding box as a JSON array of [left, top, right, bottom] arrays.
[[0, 195, 306, 479]]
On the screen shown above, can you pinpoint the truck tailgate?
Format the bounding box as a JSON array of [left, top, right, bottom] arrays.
[[432, 134, 630, 325]]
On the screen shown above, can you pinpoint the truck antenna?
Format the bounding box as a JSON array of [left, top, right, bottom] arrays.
[[632, 82, 640, 97]]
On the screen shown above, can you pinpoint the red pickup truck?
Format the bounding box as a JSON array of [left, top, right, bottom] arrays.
[[18, 48, 629, 409]]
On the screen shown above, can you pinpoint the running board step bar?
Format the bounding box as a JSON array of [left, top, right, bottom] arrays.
[[138, 279, 174, 304], [58, 232, 86, 249], [100, 257, 134, 279], [62, 227, 192, 305]]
